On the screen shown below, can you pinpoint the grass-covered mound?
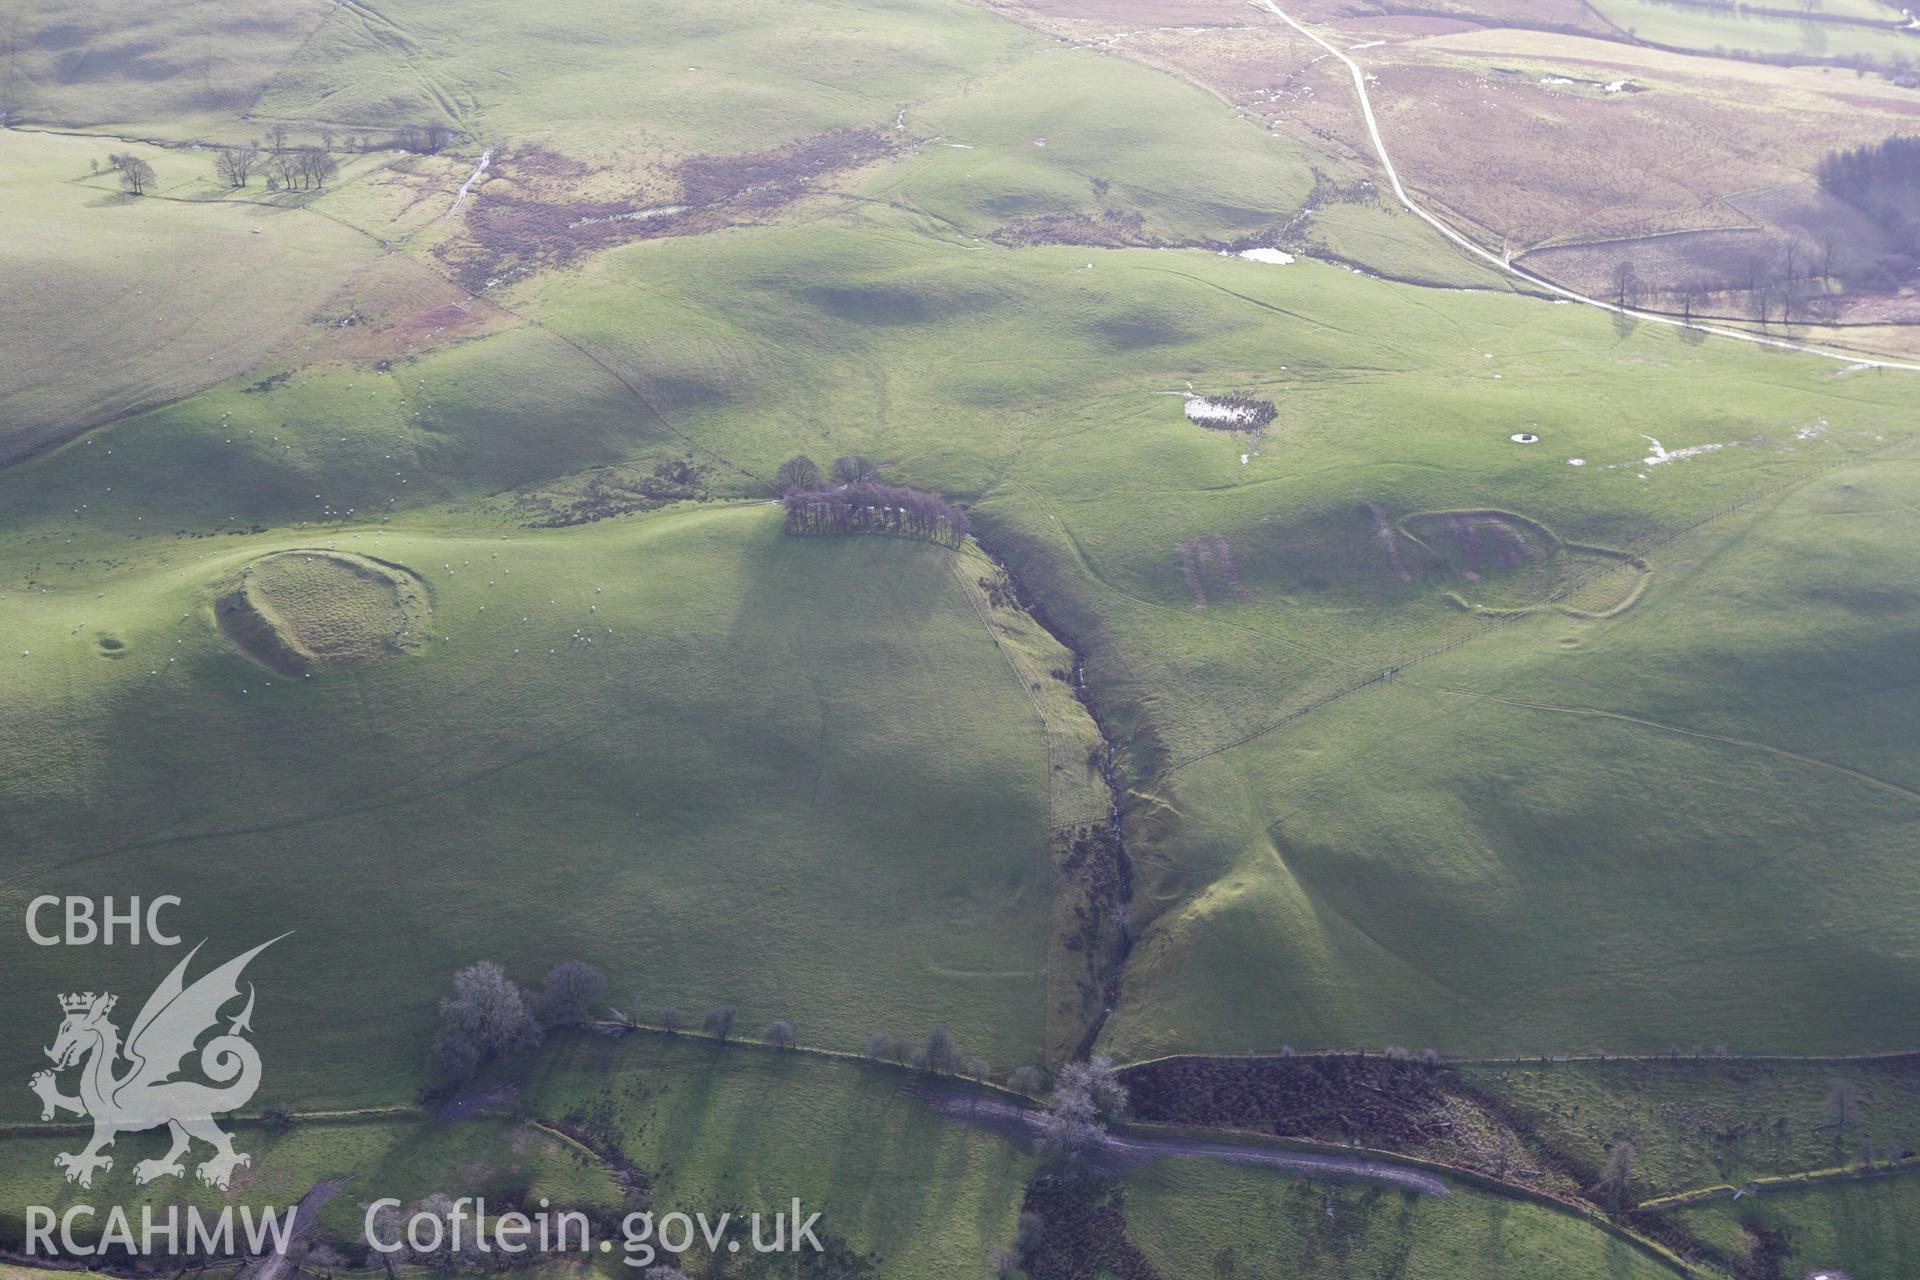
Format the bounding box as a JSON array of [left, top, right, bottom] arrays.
[[0, 506, 1054, 1115], [217, 550, 431, 673], [1098, 447, 1920, 1062]]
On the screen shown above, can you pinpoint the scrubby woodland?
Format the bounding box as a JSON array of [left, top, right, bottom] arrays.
[[1818, 133, 1920, 260]]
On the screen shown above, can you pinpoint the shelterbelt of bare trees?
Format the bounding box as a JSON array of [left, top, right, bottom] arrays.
[[208, 121, 457, 192], [782, 483, 970, 546]]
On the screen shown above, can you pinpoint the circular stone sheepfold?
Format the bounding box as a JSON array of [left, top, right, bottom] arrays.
[[216, 550, 430, 674]]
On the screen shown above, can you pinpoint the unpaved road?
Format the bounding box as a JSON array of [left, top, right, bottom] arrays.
[[1254, 0, 1920, 374], [913, 1089, 1449, 1196]]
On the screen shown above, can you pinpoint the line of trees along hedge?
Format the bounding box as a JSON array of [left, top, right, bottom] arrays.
[[783, 483, 969, 545]]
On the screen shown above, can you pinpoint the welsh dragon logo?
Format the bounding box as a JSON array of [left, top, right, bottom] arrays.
[[28, 937, 283, 1190]]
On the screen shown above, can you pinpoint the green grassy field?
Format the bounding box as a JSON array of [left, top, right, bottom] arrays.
[[0, 130, 380, 463], [0, 1032, 1723, 1279], [0, 1111, 623, 1249], [1096, 444, 1920, 1061], [1670, 1172, 1920, 1277], [7, 179, 1917, 1080], [0, 505, 1057, 1113], [256, 0, 1038, 161], [1590, 0, 1917, 65], [1123, 1158, 1678, 1280], [5, 0, 1920, 1269], [1463, 1056, 1920, 1196], [522, 1035, 1037, 1278], [0, 1036, 1027, 1277], [0, 0, 333, 136]]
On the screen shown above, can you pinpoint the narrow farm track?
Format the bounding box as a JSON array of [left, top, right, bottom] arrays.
[[1254, 0, 1920, 373], [915, 1089, 1450, 1195]]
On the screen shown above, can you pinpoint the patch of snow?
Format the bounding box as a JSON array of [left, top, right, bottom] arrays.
[[1238, 247, 1295, 265], [1568, 458, 1586, 467], [1033, 137, 1047, 147], [568, 204, 688, 229], [1797, 419, 1829, 440], [1611, 434, 1734, 470], [445, 148, 493, 219], [1541, 75, 1573, 85], [1185, 398, 1260, 426]]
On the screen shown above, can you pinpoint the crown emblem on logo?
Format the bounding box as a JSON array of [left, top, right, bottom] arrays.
[[60, 992, 114, 1015]]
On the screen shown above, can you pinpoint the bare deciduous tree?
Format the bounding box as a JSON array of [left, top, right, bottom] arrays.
[[432, 960, 542, 1081], [831, 455, 881, 484], [1590, 1141, 1635, 1214], [774, 454, 821, 492], [921, 1025, 961, 1074], [297, 147, 339, 189], [703, 1006, 737, 1044], [658, 1007, 683, 1036], [763, 1019, 796, 1050], [117, 156, 156, 196], [1678, 281, 1706, 323], [536, 959, 607, 1028], [1823, 1079, 1865, 1146], [1610, 260, 1640, 310], [1007, 1066, 1044, 1095], [1055, 1055, 1127, 1121], [1036, 1086, 1103, 1159], [1036, 1055, 1127, 1162], [215, 146, 260, 188], [263, 147, 339, 192]]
